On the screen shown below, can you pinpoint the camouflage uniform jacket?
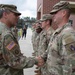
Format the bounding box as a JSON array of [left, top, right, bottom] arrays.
[[32, 30, 38, 55], [0, 22, 38, 75], [47, 23, 75, 75], [38, 27, 54, 75], [38, 27, 54, 55], [34, 33, 40, 56], [11, 27, 18, 39]]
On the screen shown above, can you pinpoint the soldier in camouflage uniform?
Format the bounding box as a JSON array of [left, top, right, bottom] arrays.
[[32, 23, 36, 32], [35, 14, 54, 75], [11, 26, 18, 40], [32, 20, 42, 56], [31, 21, 43, 75], [34, 25, 42, 57], [0, 4, 44, 75], [41, 1, 75, 75]]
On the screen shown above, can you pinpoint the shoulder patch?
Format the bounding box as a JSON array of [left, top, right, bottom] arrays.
[[65, 42, 75, 53], [6, 41, 16, 50]]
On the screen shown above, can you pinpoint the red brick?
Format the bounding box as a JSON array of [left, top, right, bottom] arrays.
[[37, 0, 75, 28]]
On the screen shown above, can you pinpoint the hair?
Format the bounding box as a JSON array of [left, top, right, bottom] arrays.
[[36, 26, 42, 33], [0, 9, 10, 19]]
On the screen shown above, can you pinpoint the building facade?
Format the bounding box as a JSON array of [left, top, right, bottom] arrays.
[[37, 0, 75, 28]]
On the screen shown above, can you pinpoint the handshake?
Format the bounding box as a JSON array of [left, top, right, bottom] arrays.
[[35, 56, 45, 67]]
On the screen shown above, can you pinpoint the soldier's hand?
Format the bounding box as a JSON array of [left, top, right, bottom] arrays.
[[35, 56, 45, 67], [34, 69, 41, 75]]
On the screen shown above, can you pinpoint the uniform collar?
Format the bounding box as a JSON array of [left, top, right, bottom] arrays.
[[0, 22, 11, 31], [0, 22, 11, 35], [54, 22, 71, 35]]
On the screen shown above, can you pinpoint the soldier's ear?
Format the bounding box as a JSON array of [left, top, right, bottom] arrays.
[[46, 20, 50, 25], [3, 12, 6, 18], [3, 11, 9, 19], [62, 10, 67, 17]]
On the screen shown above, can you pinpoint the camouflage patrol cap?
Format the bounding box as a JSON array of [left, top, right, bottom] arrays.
[[50, 1, 70, 14], [0, 4, 21, 15], [40, 14, 53, 22]]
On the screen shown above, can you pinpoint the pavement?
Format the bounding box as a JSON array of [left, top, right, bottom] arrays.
[[18, 28, 36, 75]]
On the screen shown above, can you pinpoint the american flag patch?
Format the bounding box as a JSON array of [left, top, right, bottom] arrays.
[[6, 41, 16, 50]]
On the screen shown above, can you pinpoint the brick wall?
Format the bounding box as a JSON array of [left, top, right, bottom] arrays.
[[37, 0, 43, 10], [43, 0, 60, 14], [37, 0, 60, 19], [37, 0, 75, 28], [61, 0, 75, 2]]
